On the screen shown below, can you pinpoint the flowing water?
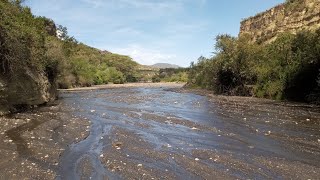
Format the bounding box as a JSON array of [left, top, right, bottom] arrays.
[[1, 84, 320, 179]]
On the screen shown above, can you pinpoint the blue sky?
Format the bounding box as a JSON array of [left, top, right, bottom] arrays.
[[26, 0, 284, 67]]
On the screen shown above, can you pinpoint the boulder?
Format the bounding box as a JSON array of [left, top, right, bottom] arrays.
[[0, 67, 57, 115]]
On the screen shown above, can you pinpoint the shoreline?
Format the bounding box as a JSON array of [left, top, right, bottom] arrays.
[[58, 82, 185, 92]]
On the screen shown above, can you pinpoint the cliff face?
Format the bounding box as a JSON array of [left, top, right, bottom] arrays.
[[240, 0, 320, 43], [0, 69, 57, 115]]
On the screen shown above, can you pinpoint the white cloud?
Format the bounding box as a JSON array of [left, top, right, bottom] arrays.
[[109, 44, 177, 65], [81, 0, 104, 8]]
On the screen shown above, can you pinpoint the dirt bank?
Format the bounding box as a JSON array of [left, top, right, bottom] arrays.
[[0, 102, 90, 179], [59, 82, 185, 92]]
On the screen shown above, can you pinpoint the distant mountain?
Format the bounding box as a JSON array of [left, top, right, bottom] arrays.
[[151, 63, 180, 69]]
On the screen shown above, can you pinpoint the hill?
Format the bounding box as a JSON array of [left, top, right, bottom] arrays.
[[151, 63, 180, 69], [0, 0, 140, 114]]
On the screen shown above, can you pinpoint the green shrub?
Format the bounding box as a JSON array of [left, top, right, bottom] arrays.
[[188, 30, 320, 103]]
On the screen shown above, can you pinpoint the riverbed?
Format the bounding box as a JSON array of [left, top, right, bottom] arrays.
[[0, 83, 319, 179]]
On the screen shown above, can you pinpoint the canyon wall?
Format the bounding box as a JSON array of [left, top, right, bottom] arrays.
[[240, 0, 320, 43]]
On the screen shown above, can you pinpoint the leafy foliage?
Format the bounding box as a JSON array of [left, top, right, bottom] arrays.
[[188, 30, 320, 103], [152, 68, 188, 83], [0, 0, 140, 89]]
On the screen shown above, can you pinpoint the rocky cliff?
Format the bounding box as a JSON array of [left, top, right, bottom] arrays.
[[240, 0, 320, 43], [0, 69, 57, 115]]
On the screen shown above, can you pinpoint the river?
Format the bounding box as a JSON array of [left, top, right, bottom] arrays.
[[0, 83, 319, 179]]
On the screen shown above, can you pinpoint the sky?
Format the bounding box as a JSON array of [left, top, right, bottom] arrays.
[[26, 0, 284, 67]]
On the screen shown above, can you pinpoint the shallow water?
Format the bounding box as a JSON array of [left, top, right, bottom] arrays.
[[56, 86, 320, 179]]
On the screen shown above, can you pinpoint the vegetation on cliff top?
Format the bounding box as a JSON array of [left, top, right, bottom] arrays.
[[187, 30, 320, 103], [0, 0, 140, 90]]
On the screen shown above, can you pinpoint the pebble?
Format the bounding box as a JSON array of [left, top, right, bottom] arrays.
[[90, 110, 96, 113], [265, 131, 271, 136], [100, 154, 104, 158], [306, 119, 310, 122], [195, 158, 199, 161], [137, 164, 142, 167], [191, 127, 198, 130]]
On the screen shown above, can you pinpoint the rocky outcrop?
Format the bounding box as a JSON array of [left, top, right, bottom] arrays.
[[240, 0, 320, 43], [0, 68, 57, 115]]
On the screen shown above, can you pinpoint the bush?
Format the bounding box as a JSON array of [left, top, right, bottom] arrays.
[[188, 30, 320, 103]]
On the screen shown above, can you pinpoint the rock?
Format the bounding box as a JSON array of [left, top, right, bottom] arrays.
[[112, 141, 123, 149], [265, 131, 271, 136], [0, 67, 57, 115], [195, 158, 200, 161], [240, 0, 320, 43]]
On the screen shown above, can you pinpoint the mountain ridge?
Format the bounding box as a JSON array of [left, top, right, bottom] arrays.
[[151, 63, 180, 69]]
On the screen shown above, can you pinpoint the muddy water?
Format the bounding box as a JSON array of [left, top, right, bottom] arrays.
[[55, 85, 320, 179]]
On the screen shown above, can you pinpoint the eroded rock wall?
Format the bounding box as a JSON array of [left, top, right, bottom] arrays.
[[240, 0, 320, 42], [0, 68, 57, 115]]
